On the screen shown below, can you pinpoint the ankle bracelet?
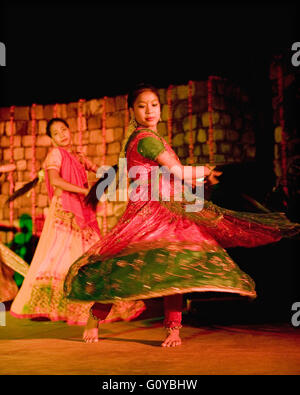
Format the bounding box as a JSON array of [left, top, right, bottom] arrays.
[[165, 325, 182, 333], [89, 308, 100, 322]]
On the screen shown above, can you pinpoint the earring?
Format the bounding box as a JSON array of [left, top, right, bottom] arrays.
[[129, 115, 138, 129]]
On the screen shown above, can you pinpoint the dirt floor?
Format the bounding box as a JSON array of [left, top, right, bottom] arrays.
[[1, 298, 300, 375]]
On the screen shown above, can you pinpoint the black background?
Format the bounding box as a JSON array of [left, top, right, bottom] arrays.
[[0, 2, 297, 106]]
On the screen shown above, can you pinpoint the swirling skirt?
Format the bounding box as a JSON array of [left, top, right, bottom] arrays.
[[64, 199, 299, 305]]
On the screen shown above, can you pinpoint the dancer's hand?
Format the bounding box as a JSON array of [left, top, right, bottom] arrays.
[[204, 164, 215, 177], [206, 169, 223, 185]]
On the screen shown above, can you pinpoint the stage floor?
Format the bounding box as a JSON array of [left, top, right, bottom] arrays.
[[1, 304, 300, 375]]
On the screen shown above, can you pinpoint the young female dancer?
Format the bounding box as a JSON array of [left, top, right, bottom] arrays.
[[64, 84, 300, 346]]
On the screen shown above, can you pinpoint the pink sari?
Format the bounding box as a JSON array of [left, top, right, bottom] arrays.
[[11, 147, 144, 325], [44, 147, 100, 235]]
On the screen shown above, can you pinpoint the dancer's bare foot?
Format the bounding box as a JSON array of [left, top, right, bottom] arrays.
[[83, 314, 99, 343], [161, 328, 182, 347]]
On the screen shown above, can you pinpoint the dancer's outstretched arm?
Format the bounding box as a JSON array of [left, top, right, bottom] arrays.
[[155, 150, 213, 182]]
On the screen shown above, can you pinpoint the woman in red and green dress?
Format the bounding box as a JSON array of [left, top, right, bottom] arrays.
[[64, 84, 300, 347]]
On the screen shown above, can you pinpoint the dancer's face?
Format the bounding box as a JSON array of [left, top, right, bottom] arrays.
[[50, 121, 72, 147], [132, 90, 161, 131]]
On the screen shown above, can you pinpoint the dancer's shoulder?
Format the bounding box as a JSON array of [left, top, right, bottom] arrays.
[[44, 147, 62, 170]]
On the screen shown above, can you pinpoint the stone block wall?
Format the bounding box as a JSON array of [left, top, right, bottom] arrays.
[[160, 81, 255, 165], [269, 55, 300, 195]]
